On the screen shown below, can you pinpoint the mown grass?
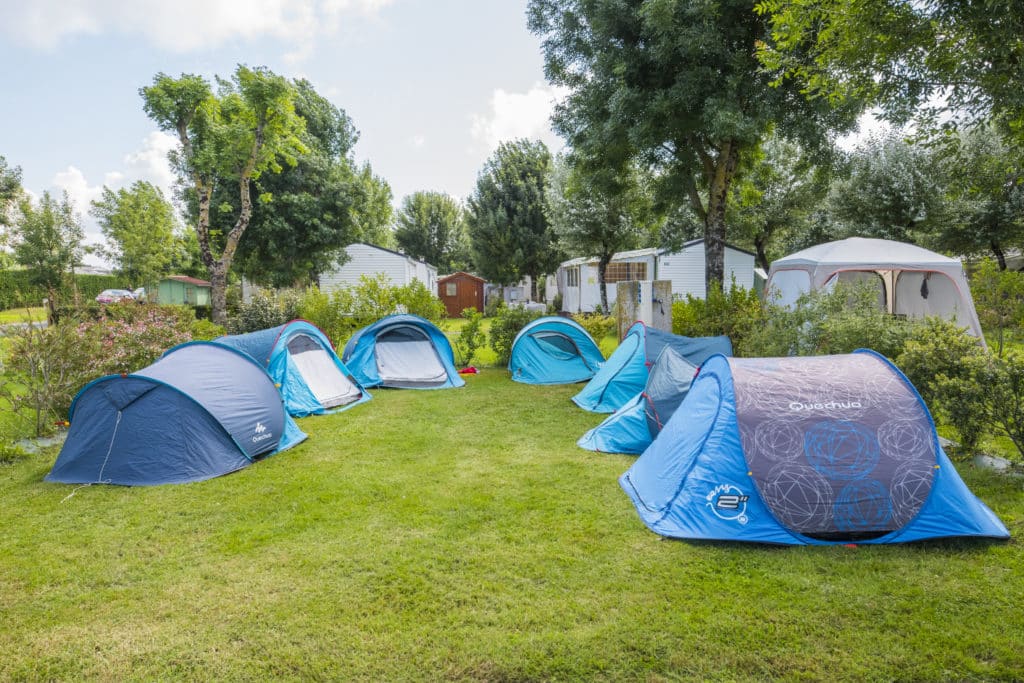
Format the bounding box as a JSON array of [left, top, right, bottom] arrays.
[[0, 307, 45, 324], [2, 369, 1023, 681]]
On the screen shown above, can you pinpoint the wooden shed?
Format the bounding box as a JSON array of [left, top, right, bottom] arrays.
[[155, 275, 212, 307], [438, 272, 485, 318]]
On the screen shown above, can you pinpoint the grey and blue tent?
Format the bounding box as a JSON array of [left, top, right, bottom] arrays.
[[45, 342, 307, 487], [509, 316, 605, 384], [216, 319, 370, 417], [573, 322, 732, 413], [578, 343, 709, 454], [620, 351, 1010, 544], [342, 313, 464, 389]]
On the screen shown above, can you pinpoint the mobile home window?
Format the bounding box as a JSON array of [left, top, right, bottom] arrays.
[[604, 262, 648, 284], [566, 266, 580, 287]]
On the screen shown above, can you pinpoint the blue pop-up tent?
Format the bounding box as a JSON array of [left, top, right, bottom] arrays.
[[578, 344, 707, 454], [509, 316, 604, 384], [620, 351, 1010, 544], [216, 320, 370, 417], [573, 322, 731, 413], [46, 342, 307, 486], [342, 313, 464, 389]]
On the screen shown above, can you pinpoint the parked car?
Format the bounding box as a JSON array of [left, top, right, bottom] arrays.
[[95, 289, 135, 304]]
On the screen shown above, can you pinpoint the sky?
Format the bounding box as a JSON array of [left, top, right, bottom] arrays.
[[0, 0, 566, 262]]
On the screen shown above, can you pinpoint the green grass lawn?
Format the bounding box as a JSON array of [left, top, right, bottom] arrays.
[[0, 307, 45, 324], [2, 369, 1023, 680]]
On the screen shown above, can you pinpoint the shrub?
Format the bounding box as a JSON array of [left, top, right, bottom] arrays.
[[453, 307, 485, 366], [190, 319, 226, 341], [743, 283, 917, 359], [488, 303, 542, 366], [979, 352, 1024, 461], [228, 288, 303, 334], [298, 287, 354, 347], [572, 313, 616, 343], [970, 258, 1024, 357], [672, 279, 765, 355], [896, 317, 988, 409]]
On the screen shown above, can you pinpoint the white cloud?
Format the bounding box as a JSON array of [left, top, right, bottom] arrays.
[[0, 0, 393, 52], [122, 131, 178, 200], [470, 83, 567, 154]]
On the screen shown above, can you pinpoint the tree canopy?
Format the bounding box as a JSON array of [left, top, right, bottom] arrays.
[[529, 0, 860, 292], [394, 191, 470, 274], [9, 191, 84, 318], [141, 64, 307, 324], [91, 181, 180, 289], [467, 139, 560, 289], [0, 155, 21, 229]]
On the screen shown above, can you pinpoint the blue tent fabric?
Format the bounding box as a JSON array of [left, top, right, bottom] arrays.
[[342, 313, 464, 389], [573, 322, 732, 413], [217, 320, 371, 417], [509, 316, 604, 384], [46, 342, 307, 487], [619, 351, 1010, 545], [578, 345, 706, 454]]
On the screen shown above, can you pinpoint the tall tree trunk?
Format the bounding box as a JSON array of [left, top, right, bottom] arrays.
[[754, 233, 770, 273], [991, 239, 1007, 270], [209, 261, 229, 327], [597, 253, 612, 313], [704, 139, 739, 295]]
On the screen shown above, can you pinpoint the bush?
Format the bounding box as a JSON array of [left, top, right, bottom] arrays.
[[453, 307, 485, 366], [488, 303, 542, 366], [970, 258, 1024, 357], [743, 283, 917, 359], [190, 319, 226, 341], [571, 313, 616, 343], [0, 442, 30, 466], [228, 288, 303, 334], [672, 279, 765, 355]]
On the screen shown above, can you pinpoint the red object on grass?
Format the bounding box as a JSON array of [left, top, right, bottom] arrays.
[[459, 366, 478, 374]]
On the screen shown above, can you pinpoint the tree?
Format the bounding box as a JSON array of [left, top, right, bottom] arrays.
[[350, 163, 395, 249], [205, 79, 386, 287], [728, 137, 830, 271], [1, 155, 22, 229], [546, 155, 651, 311], [394, 191, 469, 273], [467, 139, 560, 294], [528, 0, 860, 294], [91, 181, 178, 289], [931, 122, 1024, 269], [140, 65, 307, 324], [10, 191, 85, 320], [758, 0, 1024, 138], [826, 135, 946, 244]]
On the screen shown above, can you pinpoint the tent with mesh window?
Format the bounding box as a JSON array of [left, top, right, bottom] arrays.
[[619, 351, 1009, 544], [45, 342, 307, 486], [578, 343, 715, 454], [573, 322, 731, 413], [216, 320, 370, 417], [342, 313, 464, 389], [509, 316, 605, 384]]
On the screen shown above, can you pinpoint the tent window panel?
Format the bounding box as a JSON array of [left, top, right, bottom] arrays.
[[531, 332, 579, 361], [605, 262, 648, 284], [894, 271, 966, 325], [766, 269, 810, 308]]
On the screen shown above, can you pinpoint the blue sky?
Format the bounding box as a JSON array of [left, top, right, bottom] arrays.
[[0, 1, 565, 257]]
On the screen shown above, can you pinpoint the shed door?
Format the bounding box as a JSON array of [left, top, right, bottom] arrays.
[[375, 324, 448, 387], [287, 334, 363, 408]]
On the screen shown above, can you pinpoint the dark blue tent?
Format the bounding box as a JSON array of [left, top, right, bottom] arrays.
[[216, 320, 370, 417], [509, 316, 604, 384], [342, 314, 464, 389], [620, 351, 1010, 544], [46, 342, 307, 486], [573, 322, 731, 413]]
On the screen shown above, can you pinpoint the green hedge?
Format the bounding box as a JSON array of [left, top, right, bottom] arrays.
[[0, 270, 129, 310]]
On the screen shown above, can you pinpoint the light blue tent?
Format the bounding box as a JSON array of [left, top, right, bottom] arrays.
[[573, 322, 732, 413], [620, 351, 1010, 545], [509, 316, 604, 384], [578, 344, 707, 454], [342, 313, 464, 389], [46, 342, 307, 487], [216, 320, 370, 417]]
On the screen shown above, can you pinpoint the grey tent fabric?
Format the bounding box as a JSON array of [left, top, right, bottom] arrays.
[[643, 346, 699, 437], [286, 334, 364, 409], [375, 324, 449, 388]]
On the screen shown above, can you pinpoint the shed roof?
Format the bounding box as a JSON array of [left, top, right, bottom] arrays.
[[164, 275, 212, 287], [438, 271, 486, 283]]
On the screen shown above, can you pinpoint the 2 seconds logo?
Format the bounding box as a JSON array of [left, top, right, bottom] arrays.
[[706, 484, 750, 524]]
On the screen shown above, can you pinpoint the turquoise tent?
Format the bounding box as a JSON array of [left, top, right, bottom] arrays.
[[217, 320, 370, 417], [509, 316, 604, 384]]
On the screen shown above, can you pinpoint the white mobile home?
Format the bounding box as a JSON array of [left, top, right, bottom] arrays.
[[319, 243, 438, 294], [557, 239, 756, 313]]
